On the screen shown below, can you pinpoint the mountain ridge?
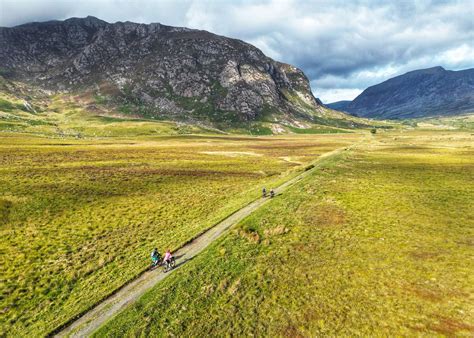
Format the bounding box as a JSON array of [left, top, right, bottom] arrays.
[[326, 100, 351, 111], [328, 66, 474, 119], [1, 16, 360, 131]]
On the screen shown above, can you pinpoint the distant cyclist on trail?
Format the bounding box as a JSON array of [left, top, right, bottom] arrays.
[[270, 188, 275, 198], [262, 187, 267, 198]]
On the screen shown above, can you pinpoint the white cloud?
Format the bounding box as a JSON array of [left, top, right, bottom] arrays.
[[314, 88, 363, 104], [438, 44, 474, 67]]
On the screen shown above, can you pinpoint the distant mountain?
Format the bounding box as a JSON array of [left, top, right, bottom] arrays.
[[333, 67, 474, 119], [0, 16, 360, 130], [326, 100, 351, 111]]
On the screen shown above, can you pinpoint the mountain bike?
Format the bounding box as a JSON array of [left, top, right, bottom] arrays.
[[163, 257, 176, 272]]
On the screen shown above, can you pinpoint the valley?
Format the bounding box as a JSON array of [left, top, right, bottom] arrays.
[[0, 131, 360, 336], [1, 125, 473, 336], [95, 129, 474, 336], [1, 12, 473, 338]]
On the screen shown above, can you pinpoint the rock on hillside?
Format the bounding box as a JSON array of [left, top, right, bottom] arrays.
[[342, 67, 474, 119], [0, 16, 328, 126]]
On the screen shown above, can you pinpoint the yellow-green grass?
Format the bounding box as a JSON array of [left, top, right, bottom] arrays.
[[0, 94, 212, 137], [416, 114, 474, 131], [0, 132, 360, 336], [95, 130, 474, 336]]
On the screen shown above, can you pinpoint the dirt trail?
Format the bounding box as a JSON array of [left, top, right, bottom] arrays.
[[55, 144, 354, 337]]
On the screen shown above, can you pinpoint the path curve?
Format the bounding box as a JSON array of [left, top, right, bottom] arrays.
[[54, 144, 353, 337]]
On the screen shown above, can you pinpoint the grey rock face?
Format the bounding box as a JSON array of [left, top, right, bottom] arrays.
[[0, 16, 323, 123], [344, 67, 474, 119]]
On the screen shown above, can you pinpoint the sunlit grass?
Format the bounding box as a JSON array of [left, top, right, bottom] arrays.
[[0, 132, 360, 336], [95, 130, 473, 336]]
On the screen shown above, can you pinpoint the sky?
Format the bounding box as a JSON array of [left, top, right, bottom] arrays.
[[1, 0, 473, 103]]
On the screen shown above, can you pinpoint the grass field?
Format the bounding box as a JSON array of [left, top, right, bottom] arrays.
[[416, 114, 474, 131], [95, 130, 474, 336], [0, 132, 360, 336]]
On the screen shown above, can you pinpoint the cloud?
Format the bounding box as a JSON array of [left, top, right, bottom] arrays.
[[1, 0, 473, 102], [314, 88, 363, 104]]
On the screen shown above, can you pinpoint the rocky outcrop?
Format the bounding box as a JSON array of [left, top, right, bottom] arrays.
[[0, 16, 325, 124]]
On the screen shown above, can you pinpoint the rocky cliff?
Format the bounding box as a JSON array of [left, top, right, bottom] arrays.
[[0, 16, 328, 126]]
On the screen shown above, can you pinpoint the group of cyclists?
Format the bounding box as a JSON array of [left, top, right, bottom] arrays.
[[150, 248, 175, 272], [151, 187, 276, 271], [262, 187, 275, 198]]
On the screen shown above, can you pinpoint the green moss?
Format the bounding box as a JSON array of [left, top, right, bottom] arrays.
[[94, 94, 108, 105], [210, 80, 228, 98], [258, 104, 281, 122], [0, 98, 26, 112], [249, 123, 273, 135]]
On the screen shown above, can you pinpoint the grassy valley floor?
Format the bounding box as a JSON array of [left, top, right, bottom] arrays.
[[0, 133, 359, 336], [94, 130, 474, 336]]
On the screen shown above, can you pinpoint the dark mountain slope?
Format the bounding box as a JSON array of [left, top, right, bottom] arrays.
[[343, 67, 474, 119], [326, 100, 351, 111]]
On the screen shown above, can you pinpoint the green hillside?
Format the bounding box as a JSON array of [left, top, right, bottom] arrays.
[[0, 76, 387, 137]]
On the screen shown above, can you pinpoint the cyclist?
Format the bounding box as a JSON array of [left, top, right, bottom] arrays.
[[270, 188, 275, 198], [163, 249, 173, 266], [151, 248, 161, 266], [262, 187, 267, 197]]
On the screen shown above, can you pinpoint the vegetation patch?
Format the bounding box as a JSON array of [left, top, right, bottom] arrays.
[[0, 98, 27, 112], [0, 198, 13, 224], [286, 124, 349, 134]]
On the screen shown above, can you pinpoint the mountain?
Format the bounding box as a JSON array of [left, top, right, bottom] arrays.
[[337, 67, 474, 119], [0, 16, 361, 131], [326, 100, 351, 111]]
